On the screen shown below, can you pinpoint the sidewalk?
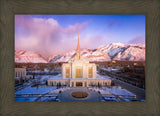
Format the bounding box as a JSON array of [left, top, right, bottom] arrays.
[[58, 87, 103, 101]]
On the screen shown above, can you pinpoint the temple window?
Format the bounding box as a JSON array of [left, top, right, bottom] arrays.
[[88, 67, 93, 78], [76, 67, 83, 78], [65, 67, 70, 78]]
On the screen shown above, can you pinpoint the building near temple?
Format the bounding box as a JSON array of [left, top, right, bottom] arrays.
[[15, 68, 26, 78], [48, 33, 111, 87], [15, 68, 33, 84]]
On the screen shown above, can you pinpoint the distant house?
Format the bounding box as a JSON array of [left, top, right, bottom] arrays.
[[15, 68, 33, 84]]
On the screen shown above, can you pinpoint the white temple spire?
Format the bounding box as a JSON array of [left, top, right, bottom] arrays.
[[76, 32, 81, 59]]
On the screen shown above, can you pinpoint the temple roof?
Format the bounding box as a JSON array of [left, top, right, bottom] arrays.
[[76, 32, 80, 54], [68, 32, 89, 63]]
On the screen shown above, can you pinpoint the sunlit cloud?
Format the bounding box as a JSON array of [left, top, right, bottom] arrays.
[[15, 15, 145, 58], [15, 15, 89, 58], [63, 22, 88, 35]]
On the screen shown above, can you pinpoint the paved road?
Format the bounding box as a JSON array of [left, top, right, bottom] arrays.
[[58, 87, 103, 101], [103, 75, 145, 99], [15, 82, 33, 92]]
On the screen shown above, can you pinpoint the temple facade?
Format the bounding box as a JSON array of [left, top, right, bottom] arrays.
[[48, 33, 111, 87], [62, 33, 97, 79]]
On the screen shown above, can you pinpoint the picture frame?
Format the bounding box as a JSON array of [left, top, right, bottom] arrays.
[[0, 0, 159, 116]]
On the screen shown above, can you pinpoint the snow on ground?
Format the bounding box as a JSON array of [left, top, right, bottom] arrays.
[[97, 73, 111, 79], [50, 87, 71, 94], [101, 68, 121, 72], [46, 74, 62, 79], [88, 86, 135, 97], [15, 73, 138, 101], [38, 96, 57, 102], [36, 74, 62, 82], [109, 87, 135, 96], [40, 73, 110, 80], [15, 97, 38, 102], [15, 85, 56, 94]]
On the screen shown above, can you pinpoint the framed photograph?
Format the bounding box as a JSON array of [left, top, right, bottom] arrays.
[[14, 15, 145, 102], [0, 0, 160, 116]]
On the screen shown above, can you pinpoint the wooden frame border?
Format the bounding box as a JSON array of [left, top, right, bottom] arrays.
[[0, 0, 160, 116]]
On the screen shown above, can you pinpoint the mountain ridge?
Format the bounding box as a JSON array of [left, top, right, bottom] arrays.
[[15, 43, 145, 63]]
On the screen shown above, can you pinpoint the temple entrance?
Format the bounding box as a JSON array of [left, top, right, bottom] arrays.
[[76, 82, 83, 87]]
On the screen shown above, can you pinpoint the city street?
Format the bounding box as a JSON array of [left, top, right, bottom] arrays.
[[103, 75, 145, 100]]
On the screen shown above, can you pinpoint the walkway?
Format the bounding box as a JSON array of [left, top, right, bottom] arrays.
[[58, 87, 103, 101]]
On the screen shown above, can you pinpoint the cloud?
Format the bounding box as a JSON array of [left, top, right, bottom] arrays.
[[15, 15, 89, 58], [128, 35, 145, 44], [79, 34, 109, 49], [63, 22, 88, 35], [108, 20, 116, 28]]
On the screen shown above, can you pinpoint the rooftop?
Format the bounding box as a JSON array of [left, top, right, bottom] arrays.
[[48, 74, 111, 80]]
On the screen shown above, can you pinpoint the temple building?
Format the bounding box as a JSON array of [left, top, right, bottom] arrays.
[[48, 33, 111, 87]]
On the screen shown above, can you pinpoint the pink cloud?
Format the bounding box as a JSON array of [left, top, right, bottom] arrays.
[[79, 34, 109, 49], [128, 35, 145, 44], [63, 22, 88, 35], [15, 15, 88, 58]]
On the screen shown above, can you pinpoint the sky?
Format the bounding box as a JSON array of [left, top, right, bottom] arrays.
[[15, 15, 145, 58]]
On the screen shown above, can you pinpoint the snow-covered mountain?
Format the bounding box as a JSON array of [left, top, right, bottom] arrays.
[[49, 43, 145, 63], [15, 50, 47, 63], [48, 54, 62, 63], [98, 43, 128, 59], [15, 43, 145, 63], [97, 43, 145, 61], [113, 45, 145, 61], [49, 48, 111, 63], [99, 43, 145, 61]]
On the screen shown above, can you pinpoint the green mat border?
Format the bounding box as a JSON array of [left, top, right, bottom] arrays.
[[0, 0, 160, 116]]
